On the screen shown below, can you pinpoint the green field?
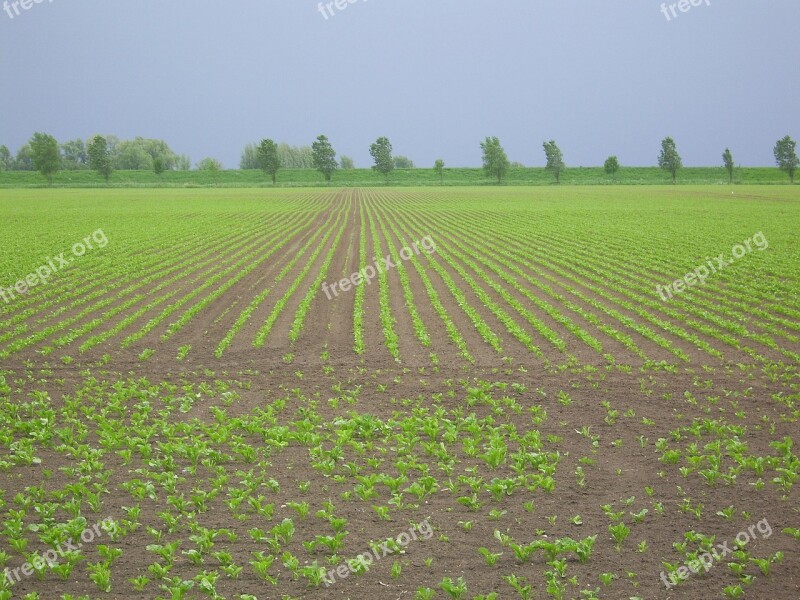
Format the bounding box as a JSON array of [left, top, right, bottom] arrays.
[[0, 166, 794, 189], [0, 186, 798, 599]]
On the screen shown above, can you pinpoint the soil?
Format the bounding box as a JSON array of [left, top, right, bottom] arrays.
[[0, 190, 797, 600]]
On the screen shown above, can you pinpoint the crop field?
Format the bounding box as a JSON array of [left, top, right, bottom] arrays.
[[0, 186, 798, 600]]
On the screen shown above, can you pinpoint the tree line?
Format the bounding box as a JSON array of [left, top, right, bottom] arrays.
[[0, 135, 191, 179], [2, 132, 797, 186], [479, 136, 798, 185]]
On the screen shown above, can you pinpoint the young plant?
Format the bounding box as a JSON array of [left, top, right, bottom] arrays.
[[609, 523, 631, 551], [439, 576, 468, 599], [478, 547, 502, 566]]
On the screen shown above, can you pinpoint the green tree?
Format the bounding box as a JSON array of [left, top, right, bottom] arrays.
[[115, 142, 153, 170], [370, 137, 394, 182], [140, 138, 178, 170], [112, 137, 178, 171], [176, 155, 191, 171], [340, 155, 355, 169], [722, 148, 734, 184], [240, 143, 260, 169], [196, 157, 223, 171], [153, 156, 165, 177], [434, 159, 445, 185], [0, 145, 11, 171], [87, 135, 113, 183], [196, 157, 222, 184], [277, 143, 314, 168], [543, 140, 565, 183], [658, 137, 682, 183], [774, 135, 798, 183], [480, 136, 509, 183], [29, 132, 61, 185], [604, 156, 620, 181], [311, 135, 338, 182], [13, 144, 35, 171], [393, 156, 414, 169], [258, 138, 280, 184], [61, 139, 88, 170]]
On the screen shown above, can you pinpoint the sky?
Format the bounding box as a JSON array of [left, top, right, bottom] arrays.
[[0, 0, 798, 169]]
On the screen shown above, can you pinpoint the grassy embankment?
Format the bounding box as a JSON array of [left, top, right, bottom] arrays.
[[0, 166, 793, 188]]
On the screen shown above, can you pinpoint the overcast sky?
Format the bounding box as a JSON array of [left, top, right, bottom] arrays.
[[1, 0, 797, 168]]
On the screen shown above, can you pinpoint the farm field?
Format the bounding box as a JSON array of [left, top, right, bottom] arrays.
[[0, 186, 798, 600]]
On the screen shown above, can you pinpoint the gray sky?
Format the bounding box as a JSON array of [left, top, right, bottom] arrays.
[[1, 1, 797, 168]]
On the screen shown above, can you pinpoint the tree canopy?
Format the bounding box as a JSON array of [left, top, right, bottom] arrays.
[[658, 137, 682, 183], [258, 139, 281, 184], [604, 156, 620, 180], [312, 135, 338, 182], [543, 140, 565, 183], [87, 135, 113, 183], [29, 132, 61, 185], [774, 135, 798, 183], [722, 148, 734, 184], [480, 136, 509, 183], [434, 159, 445, 184], [370, 137, 394, 181]]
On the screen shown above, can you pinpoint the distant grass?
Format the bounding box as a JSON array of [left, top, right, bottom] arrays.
[[0, 166, 793, 188]]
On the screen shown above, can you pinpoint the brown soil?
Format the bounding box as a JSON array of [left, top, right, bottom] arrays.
[[0, 190, 797, 600]]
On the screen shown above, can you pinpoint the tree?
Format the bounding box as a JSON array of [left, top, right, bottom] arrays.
[[277, 143, 314, 168], [393, 156, 414, 169], [258, 138, 280, 184], [774, 135, 798, 183], [311, 135, 338, 182], [196, 157, 223, 171], [370, 137, 394, 182], [61, 139, 88, 170], [543, 140, 565, 183], [115, 142, 153, 170], [111, 137, 179, 171], [176, 155, 191, 171], [722, 148, 734, 184], [604, 156, 620, 181], [153, 156, 165, 177], [0, 145, 11, 171], [340, 155, 355, 169], [87, 135, 113, 183], [434, 159, 445, 185], [197, 157, 222, 184], [658, 137, 682, 183], [240, 143, 260, 169], [140, 138, 178, 170], [29, 132, 61, 185], [480, 136, 509, 183], [13, 144, 35, 171]]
